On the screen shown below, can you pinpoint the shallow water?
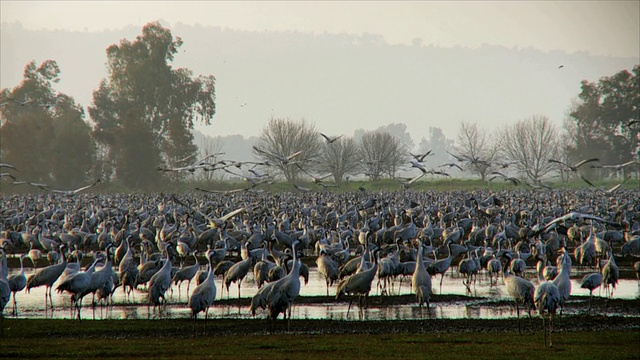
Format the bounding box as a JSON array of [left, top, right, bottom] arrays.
[[6, 263, 639, 321]]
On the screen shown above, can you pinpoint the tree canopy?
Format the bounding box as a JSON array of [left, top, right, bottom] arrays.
[[567, 65, 639, 168], [1, 60, 95, 188], [89, 21, 216, 188]]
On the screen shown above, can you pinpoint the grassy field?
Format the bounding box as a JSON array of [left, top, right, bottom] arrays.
[[2, 317, 639, 359]]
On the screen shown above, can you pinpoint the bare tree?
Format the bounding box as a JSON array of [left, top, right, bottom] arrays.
[[253, 117, 322, 181], [318, 136, 361, 183], [454, 121, 497, 181], [499, 115, 560, 182], [197, 136, 226, 182], [359, 131, 407, 180]]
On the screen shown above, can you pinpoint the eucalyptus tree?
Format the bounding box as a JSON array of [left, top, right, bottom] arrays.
[[1, 60, 95, 188], [89, 21, 216, 188], [567, 65, 639, 177]]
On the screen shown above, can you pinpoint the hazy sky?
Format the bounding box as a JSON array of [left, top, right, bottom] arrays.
[[2, 1, 639, 57], [1, 1, 639, 143]]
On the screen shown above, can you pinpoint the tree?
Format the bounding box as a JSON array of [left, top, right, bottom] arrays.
[[89, 21, 216, 188], [359, 131, 406, 180], [115, 108, 163, 189], [567, 65, 639, 177], [197, 136, 225, 182], [253, 117, 322, 181], [416, 127, 455, 172], [454, 121, 497, 181], [1, 60, 95, 187], [318, 136, 361, 183], [499, 115, 559, 182]]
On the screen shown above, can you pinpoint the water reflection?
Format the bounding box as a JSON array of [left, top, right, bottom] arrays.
[[5, 265, 639, 321]]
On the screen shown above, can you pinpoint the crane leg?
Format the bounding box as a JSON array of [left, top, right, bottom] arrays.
[[542, 315, 547, 347], [516, 302, 521, 334]]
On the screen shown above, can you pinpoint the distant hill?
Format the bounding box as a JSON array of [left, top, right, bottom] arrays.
[[2, 21, 637, 149]]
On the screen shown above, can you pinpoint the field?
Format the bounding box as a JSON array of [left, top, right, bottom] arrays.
[[2, 314, 640, 359]]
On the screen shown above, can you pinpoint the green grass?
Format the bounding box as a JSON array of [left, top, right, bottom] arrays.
[[2, 319, 639, 359]]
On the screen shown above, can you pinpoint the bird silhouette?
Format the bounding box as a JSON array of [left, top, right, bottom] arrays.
[[48, 178, 101, 196], [320, 133, 343, 144], [548, 157, 599, 172]]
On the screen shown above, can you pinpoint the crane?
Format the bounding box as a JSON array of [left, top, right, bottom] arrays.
[[223, 255, 252, 299], [601, 251, 619, 299], [534, 258, 561, 348], [250, 240, 302, 321], [173, 251, 200, 300], [552, 250, 572, 315], [56, 257, 100, 319], [580, 270, 602, 311], [118, 235, 139, 302], [412, 240, 432, 316], [8, 254, 28, 315], [148, 244, 175, 311], [502, 253, 535, 333], [427, 240, 454, 292], [188, 251, 217, 335], [26, 244, 68, 310], [336, 250, 379, 317], [316, 249, 339, 295]]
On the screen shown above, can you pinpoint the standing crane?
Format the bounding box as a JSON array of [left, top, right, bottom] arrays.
[[552, 250, 572, 315], [412, 240, 432, 316], [26, 244, 68, 311], [223, 255, 252, 299], [118, 236, 139, 302], [502, 253, 535, 333], [336, 250, 379, 317], [534, 259, 561, 348], [428, 240, 454, 292], [1, 249, 10, 321], [580, 269, 602, 311], [189, 251, 217, 335], [601, 250, 619, 299], [173, 251, 200, 300], [56, 257, 100, 320], [316, 249, 339, 296], [148, 244, 175, 311], [265, 240, 303, 321], [8, 254, 28, 315]]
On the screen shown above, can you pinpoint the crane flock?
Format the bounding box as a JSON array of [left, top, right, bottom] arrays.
[[0, 176, 639, 345]]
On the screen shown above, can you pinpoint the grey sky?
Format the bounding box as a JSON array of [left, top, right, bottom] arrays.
[[2, 1, 638, 57], [1, 1, 639, 142]]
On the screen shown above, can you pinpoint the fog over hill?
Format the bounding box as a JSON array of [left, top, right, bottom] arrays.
[[2, 21, 637, 154]]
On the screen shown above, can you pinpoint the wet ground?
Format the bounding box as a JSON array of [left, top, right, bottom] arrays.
[[5, 260, 640, 321]]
